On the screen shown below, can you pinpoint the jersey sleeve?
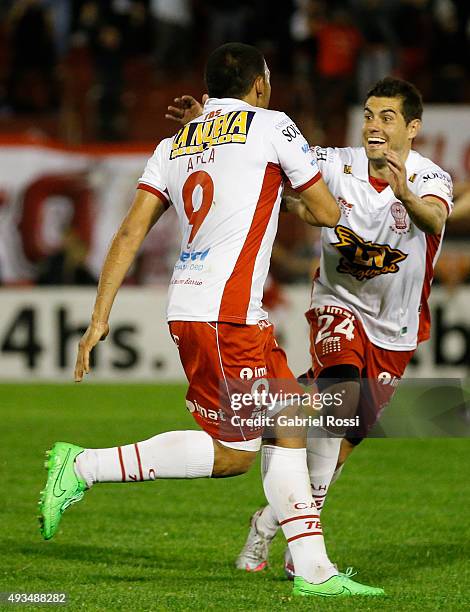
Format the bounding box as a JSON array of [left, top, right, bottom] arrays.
[[311, 146, 336, 183], [137, 139, 171, 206], [413, 167, 454, 215], [270, 113, 321, 192]]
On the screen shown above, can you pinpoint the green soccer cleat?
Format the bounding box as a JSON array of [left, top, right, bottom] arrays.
[[38, 442, 87, 540], [293, 574, 385, 597]]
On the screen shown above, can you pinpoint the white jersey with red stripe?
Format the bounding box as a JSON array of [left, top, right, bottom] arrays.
[[311, 146, 453, 351], [138, 97, 320, 324]]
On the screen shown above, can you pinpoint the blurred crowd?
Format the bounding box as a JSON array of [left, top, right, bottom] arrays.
[[0, 0, 469, 142], [0, 0, 468, 290]]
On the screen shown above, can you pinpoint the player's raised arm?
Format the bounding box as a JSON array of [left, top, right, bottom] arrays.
[[384, 150, 449, 235], [74, 189, 167, 382]]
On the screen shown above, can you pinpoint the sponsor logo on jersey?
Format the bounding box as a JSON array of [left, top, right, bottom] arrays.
[[422, 171, 448, 182], [170, 111, 255, 159], [390, 202, 410, 234], [331, 225, 407, 281], [421, 171, 453, 198], [281, 123, 301, 142], [275, 116, 291, 129], [174, 248, 210, 273], [179, 248, 210, 263]]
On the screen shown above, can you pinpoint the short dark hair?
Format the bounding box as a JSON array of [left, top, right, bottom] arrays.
[[205, 43, 265, 99], [365, 77, 423, 124]]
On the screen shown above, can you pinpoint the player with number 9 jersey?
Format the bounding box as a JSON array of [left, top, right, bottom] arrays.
[[138, 98, 322, 325]]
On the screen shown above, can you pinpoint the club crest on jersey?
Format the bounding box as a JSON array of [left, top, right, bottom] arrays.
[[390, 202, 410, 234], [332, 225, 407, 281], [343, 164, 352, 174], [170, 111, 255, 159]]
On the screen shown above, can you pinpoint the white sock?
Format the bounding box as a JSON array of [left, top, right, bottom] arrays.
[[252, 437, 343, 543], [74, 430, 214, 487], [306, 436, 342, 512], [261, 445, 337, 583]]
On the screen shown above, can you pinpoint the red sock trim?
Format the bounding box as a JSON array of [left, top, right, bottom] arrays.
[[134, 443, 144, 481], [287, 532, 323, 543], [117, 447, 126, 482], [280, 514, 320, 526]]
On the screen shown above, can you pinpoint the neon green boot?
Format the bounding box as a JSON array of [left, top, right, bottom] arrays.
[[39, 442, 87, 540], [293, 574, 385, 597]]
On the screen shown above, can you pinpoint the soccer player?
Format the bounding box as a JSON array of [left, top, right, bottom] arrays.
[[165, 77, 454, 575], [38, 43, 383, 598], [238, 77, 454, 575]]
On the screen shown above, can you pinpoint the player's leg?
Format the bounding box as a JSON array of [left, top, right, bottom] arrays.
[[39, 430, 258, 540], [237, 308, 365, 573], [255, 323, 383, 595], [39, 321, 259, 540]]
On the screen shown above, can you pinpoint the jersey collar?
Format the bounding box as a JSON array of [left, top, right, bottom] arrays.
[[204, 97, 254, 110], [354, 147, 419, 181]]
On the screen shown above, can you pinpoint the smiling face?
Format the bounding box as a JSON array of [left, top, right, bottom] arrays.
[[362, 96, 421, 163]]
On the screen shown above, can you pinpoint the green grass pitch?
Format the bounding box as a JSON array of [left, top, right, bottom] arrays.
[[1, 384, 469, 611]]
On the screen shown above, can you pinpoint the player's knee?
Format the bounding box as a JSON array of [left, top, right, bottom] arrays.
[[212, 442, 257, 477], [317, 364, 361, 419]]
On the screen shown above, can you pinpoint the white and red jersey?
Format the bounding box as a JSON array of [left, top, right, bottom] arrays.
[[138, 98, 320, 323], [311, 146, 453, 351]]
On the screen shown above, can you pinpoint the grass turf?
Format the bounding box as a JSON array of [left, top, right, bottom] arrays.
[[1, 384, 469, 611]]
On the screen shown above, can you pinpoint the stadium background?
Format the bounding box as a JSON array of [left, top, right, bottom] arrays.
[[1, 1, 469, 610]]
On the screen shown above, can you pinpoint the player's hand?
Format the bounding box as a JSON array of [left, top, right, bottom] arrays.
[[74, 321, 109, 382], [165, 94, 208, 125], [384, 150, 410, 202]]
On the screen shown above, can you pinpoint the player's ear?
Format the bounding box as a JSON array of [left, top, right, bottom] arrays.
[[254, 75, 265, 98], [407, 118, 421, 140]]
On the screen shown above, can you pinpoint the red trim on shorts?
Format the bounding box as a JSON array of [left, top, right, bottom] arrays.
[[287, 532, 323, 543], [279, 514, 320, 526], [295, 171, 322, 193], [117, 447, 126, 482], [137, 183, 170, 208], [134, 443, 144, 481], [218, 162, 283, 322], [417, 233, 441, 343], [421, 193, 451, 215]]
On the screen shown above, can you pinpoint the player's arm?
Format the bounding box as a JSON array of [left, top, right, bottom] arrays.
[[384, 150, 448, 235], [283, 181, 340, 228], [74, 189, 167, 382], [400, 193, 447, 235]]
